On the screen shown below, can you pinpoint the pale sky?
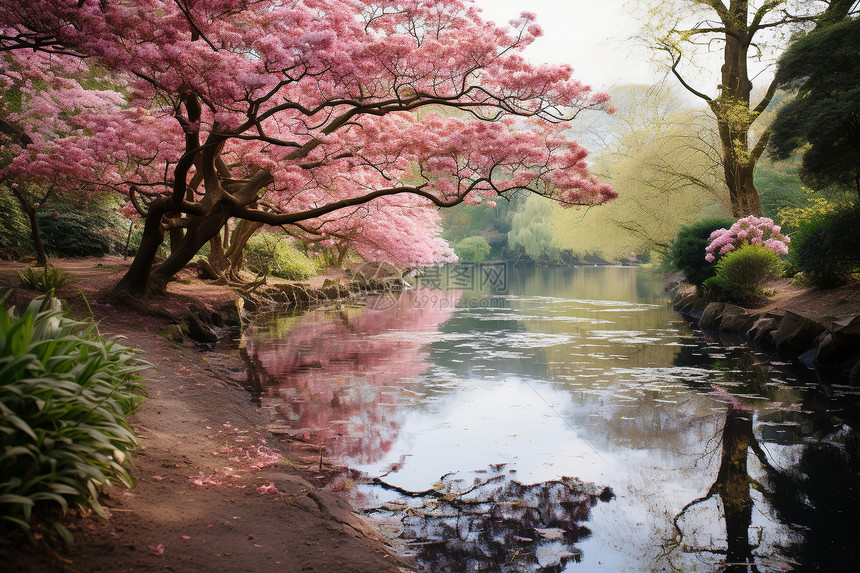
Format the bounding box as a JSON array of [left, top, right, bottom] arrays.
[[472, 0, 659, 91]]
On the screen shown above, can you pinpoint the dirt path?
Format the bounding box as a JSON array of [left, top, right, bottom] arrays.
[[0, 258, 406, 573]]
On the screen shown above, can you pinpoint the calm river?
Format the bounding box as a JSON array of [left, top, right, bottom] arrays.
[[242, 266, 860, 572]]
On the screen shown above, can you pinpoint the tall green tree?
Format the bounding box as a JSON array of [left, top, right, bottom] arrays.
[[769, 17, 860, 199], [648, 0, 856, 217]]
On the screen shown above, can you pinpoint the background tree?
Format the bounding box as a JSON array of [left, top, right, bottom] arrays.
[[508, 194, 563, 263], [550, 84, 728, 261], [0, 45, 132, 265], [769, 17, 860, 199], [0, 0, 616, 301], [647, 0, 857, 217]]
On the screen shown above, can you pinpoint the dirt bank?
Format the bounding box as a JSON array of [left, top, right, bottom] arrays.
[[0, 258, 406, 573]]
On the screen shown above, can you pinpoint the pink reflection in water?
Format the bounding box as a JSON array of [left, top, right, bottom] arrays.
[[244, 289, 459, 464]]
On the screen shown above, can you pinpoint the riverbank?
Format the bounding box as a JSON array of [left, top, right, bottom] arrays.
[[0, 258, 407, 573], [670, 276, 860, 385]]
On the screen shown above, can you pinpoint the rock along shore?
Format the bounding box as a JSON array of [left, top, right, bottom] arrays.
[[668, 278, 860, 386]]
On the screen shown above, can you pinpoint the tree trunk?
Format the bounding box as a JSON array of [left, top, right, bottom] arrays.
[[722, 153, 762, 217], [148, 206, 231, 294], [111, 198, 170, 297], [11, 187, 48, 266], [224, 219, 262, 279], [25, 207, 47, 266]]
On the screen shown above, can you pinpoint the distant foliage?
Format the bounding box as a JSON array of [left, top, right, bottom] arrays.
[[36, 210, 122, 258], [17, 266, 74, 292], [755, 155, 809, 220], [791, 206, 860, 287], [508, 195, 561, 263], [454, 236, 491, 263], [778, 196, 854, 234], [705, 244, 783, 306], [705, 216, 790, 263], [551, 85, 727, 262], [667, 218, 736, 286], [244, 233, 317, 280], [0, 187, 29, 258], [0, 295, 146, 544]]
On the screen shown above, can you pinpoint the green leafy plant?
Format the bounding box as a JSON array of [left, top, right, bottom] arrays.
[[791, 206, 860, 287], [244, 232, 318, 280], [454, 235, 492, 263], [666, 217, 736, 286], [704, 244, 783, 306], [35, 211, 119, 258], [0, 294, 147, 545], [17, 267, 75, 292]]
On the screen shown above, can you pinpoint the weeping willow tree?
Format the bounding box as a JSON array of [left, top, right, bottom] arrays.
[[551, 84, 729, 261]]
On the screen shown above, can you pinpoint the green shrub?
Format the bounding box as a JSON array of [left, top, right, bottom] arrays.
[[36, 211, 119, 258], [667, 217, 736, 286], [791, 206, 860, 287], [244, 232, 317, 280], [0, 187, 30, 257], [704, 244, 783, 306], [0, 294, 147, 544], [454, 235, 491, 262], [17, 267, 74, 292]]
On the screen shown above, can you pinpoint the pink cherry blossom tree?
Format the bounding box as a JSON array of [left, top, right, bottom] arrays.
[[1, 0, 616, 299]]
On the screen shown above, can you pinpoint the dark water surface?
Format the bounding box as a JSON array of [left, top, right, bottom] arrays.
[[242, 266, 860, 572]]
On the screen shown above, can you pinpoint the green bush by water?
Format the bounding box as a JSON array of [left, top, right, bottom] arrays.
[[704, 244, 783, 306], [244, 233, 318, 280], [454, 236, 492, 263], [791, 206, 860, 287], [666, 217, 736, 286], [0, 294, 147, 545]]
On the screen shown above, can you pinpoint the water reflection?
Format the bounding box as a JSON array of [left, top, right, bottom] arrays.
[[365, 465, 613, 573], [241, 266, 860, 572], [665, 398, 773, 572], [242, 289, 458, 464]]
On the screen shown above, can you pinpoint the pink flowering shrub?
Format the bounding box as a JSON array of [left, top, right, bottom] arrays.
[[705, 216, 790, 263]]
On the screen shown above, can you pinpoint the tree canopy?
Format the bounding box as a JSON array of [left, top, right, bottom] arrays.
[[769, 17, 860, 198], [0, 0, 615, 297], [646, 0, 857, 217]]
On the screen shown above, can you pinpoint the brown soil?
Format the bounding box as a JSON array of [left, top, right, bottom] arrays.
[[0, 258, 406, 573], [758, 277, 860, 324]]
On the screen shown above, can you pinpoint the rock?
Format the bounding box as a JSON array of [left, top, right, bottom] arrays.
[[832, 315, 860, 347], [673, 292, 707, 320], [278, 283, 312, 305], [815, 334, 838, 363], [159, 324, 185, 343], [186, 313, 220, 342], [748, 317, 778, 346], [771, 311, 826, 359], [699, 302, 726, 329], [719, 304, 752, 333], [850, 360, 860, 387], [220, 298, 245, 328]]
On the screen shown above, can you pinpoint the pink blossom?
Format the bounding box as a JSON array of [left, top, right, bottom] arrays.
[[705, 215, 789, 263], [255, 482, 279, 494]]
